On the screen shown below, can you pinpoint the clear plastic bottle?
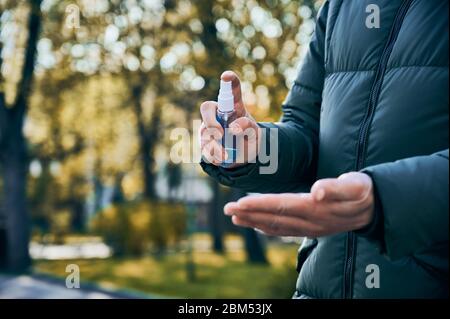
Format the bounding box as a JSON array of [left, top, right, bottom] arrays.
[[216, 80, 237, 167]]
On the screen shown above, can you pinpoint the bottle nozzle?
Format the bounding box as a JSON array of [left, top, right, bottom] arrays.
[[218, 80, 234, 112]]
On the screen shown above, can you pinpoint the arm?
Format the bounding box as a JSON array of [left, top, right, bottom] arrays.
[[359, 149, 449, 260], [201, 1, 329, 193]]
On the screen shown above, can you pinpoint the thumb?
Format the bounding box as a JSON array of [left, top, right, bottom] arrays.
[[221, 70, 246, 117], [311, 172, 372, 202]]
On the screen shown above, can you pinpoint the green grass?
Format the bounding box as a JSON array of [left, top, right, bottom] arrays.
[[33, 242, 299, 299]]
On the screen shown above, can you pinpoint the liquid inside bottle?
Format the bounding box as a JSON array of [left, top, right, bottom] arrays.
[[217, 109, 237, 168]]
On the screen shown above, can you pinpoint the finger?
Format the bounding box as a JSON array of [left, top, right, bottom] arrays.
[[198, 122, 206, 147], [231, 215, 282, 236], [221, 71, 246, 116], [200, 126, 223, 148], [311, 173, 371, 202], [201, 149, 218, 165], [200, 101, 222, 131], [231, 213, 323, 237], [208, 139, 227, 160], [201, 144, 219, 165], [199, 124, 224, 165], [230, 196, 369, 226], [224, 202, 239, 216], [202, 140, 226, 165], [235, 193, 314, 218], [228, 117, 259, 138], [231, 121, 259, 164]]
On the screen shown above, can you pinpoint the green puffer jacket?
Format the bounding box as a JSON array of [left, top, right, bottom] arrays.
[[201, 0, 449, 298]]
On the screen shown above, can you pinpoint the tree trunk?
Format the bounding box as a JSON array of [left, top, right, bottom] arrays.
[[132, 82, 160, 200], [0, 0, 42, 272], [139, 127, 156, 200], [0, 98, 32, 273], [242, 228, 268, 264], [0, 99, 31, 272], [209, 180, 224, 253], [2, 134, 30, 272]]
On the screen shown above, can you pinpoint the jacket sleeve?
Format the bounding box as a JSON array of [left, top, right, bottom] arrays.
[[200, 1, 329, 194], [360, 149, 449, 260]]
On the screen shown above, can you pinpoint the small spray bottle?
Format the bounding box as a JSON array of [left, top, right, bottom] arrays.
[[217, 80, 238, 167]]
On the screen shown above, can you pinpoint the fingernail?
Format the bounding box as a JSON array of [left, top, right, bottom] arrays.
[[236, 200, 248, 210], [224, 207, 233, 216], [315, 188, 325, 201]]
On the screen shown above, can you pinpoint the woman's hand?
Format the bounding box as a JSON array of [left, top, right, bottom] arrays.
[[224, 172, 375, 237]]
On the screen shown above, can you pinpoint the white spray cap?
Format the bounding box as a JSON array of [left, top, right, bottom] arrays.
[[218, 80, 234, 112]]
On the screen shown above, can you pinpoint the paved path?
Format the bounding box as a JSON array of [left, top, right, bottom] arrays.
[[29, 242, 112, 260], [0, 274, 144, 299]]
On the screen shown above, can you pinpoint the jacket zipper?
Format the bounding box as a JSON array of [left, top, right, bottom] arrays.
[[343, 0, 414, 299]]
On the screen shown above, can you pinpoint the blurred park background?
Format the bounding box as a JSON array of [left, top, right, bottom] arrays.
[[0, 0, 321, 298]]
